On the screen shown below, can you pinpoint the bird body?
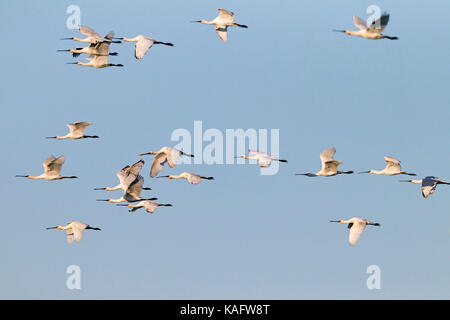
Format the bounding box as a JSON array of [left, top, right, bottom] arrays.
[[191, 8, 248, 42], [46, 121, 98, 140], [334, 12, 398, 40], [68, 54, 123, 68], [95, 160, 150, 192], [237, 150, 288, 168], [97, 175, 156, 203], [359, 156, 415, 176], [16, 155, 77, 180], [46, 221, 101, 243], [138, 146, 194, 177], [116, 35, 174, 59], [59, 31, 119, 57], [296, 147, 353, 177], [157, 172, 214, 185], [61, 26, 121, 44], [117, 200, 173, 213], [401, 176, 450, 198], [330, 217, 380, 245]]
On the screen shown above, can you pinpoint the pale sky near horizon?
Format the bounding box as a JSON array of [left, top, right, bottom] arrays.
[[1, 0, 449, 299]]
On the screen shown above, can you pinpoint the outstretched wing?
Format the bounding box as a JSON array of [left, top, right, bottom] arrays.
[[186, 173, 201, 185], [45, 156, 65, 177], [135, 36, 154, 59], [353, 15, 368, 30], [349, 221, 366, 245], [215, 25, 228, 42], [79, 26, 103, 39], [384, 156, 401, 171], [166, 148, 181, 168], [217, 8, 234, 23], [67, 121, 92, 137], [150, 153, 167, 177], [368, 12, 390, 32]]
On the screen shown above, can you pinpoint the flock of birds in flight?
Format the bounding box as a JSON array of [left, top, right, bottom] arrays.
[[16, 8, 448, 246]]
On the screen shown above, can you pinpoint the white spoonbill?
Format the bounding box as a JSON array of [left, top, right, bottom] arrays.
[[296, 147, 354, 177], [191, 8, 248, 42], [235, 150, 288, 167], [46, 221, 101, 243], [46, 121, 98, 140], [61, 26, 121, 44], [138, 147, 194, 178], [16, 155, 77, 180], [96, 175, 157, 203], [330, 217, 380, 245], [117, 200, 173, 213], [333, 12, 398, 40], [94, 160, 151, 191], [113, 35, 174, 59], [157, 172, 214, 185], [400, 176, 450, 198], [67, 54, 124, 68], [359, 156, 416, 176], [58, 31, 119, 57]]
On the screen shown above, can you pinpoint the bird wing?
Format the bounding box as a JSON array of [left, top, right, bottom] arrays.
[[134, 36, 154, 59], [320, 147, 336, 163], [128, 160, 145, 176], [349, 221, 366, 245], [258, 154, 272, 167], [323, 160, 341, 174], [125, 175, 144, 200], [42, 155, 56, 171], [384, 156, 401, 171], [45, 156, 65, 176], [353, 15, 368, 30], [150, 153, 167, 177], [79, 26, 103, 40], [143, 201, 159, 213], [217, 8, 234, 23], [67, 121, 92, 137], [215, 25, 228, 42], [167, 148, 181, 168], [65, 227, 74, 244], [421, 177, 437, 198], [70, 222, 87, 243], [186, 173, 201, 184], [95, 39, 111, 56], [92, 54, 109, 66], [369, 12, 390, 32]]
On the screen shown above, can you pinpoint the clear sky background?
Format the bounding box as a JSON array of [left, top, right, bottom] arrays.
[[0, 0, 449, 299]]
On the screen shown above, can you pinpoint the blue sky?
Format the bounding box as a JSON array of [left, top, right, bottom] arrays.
[[1, 0, 449, 299]]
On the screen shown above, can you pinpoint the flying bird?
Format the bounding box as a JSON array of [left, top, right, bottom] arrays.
[[46, 121, 98, 140], [16, 155, 77, 180], [58, 31, 119, 57], [67, 54, 124, 68], [138, 147, 194, 178], [235, 150, 288, 167], [400, 176, 450, 198], [157, 172, 214, 185], [295, 147, 354, 177], [330, 217, 380, 245], [113, 35, 174, 59], [359, 156, 415, 176], [94, 160, 151, 191], [333, 12, 398, 40], [96, 175, 156, 203], [61, 26, 121, 44], [46, 221, 101, 243], [191, 8, 248, 42], [117, 200, 173, 213]]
